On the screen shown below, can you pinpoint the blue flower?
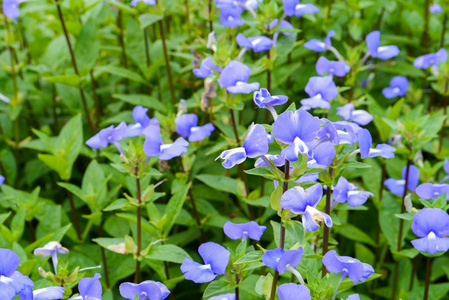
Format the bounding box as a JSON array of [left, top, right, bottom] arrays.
[[416, 183, 449, 200], [262, 247, 303, 274], [3, 0, 23, 23], [180, 242, 230, 283], [268, 19, 294, 36], [86, 122, 128, 154], [209, 294, 235, 300], [193, 58, 223, 78], [272, 109, 321, 162], [336, 103, 373, 126], [357, 129, 395, 159], [411, 208, 449, 254], [33, 242, 69, 274], [322, 250, 373, 285], [253, 88, 288, 108], [382, 76, 408, 98], [175, 114, 214, 142], [254, 154, 285, 167], [218, 61, 259, 94], [366, 31, 400, 60], [347, 295, 360, 300], [0, 175, 4, 185], [304, 30, 335, 52], [430, 3, 443, 14], [125, 106, 152, 137], [120, 280, 170, 300], [20, 287, 65, 300], [0, 248, 34, 300], [300, 76, 338, 109], [333, 177, 373, 207], [236, 33, 273, 52], [130, 0, 156, 6], [216, 123, 268, 168], [316, 57, 350, 77], [384, 165, 420, 196], [278, 283, 311, 300], [223, 221, 266, 241], [281, 184, 332, 231], [414, 48, 447, 69], [218, 5, 244, 28], [69, 273, 102, 300], [283, 0, 319, 17], [143, 119, 189, 160]]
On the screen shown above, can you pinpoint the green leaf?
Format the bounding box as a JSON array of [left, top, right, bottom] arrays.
[[195, 175, 239, 195], [244, 167, 282, 181], [43, 75, 80, 87], [74, 20, 99, 73], [112, 94, 167, 113], [334, 223, 375, 246], [145, 244, 192, 264], [343, 161, 372, 169], [270, 185, 283, 212], [139, 13, 163, 29], [96, 65, 145, 83], [38, 155, 69, 180], [164, 184, 190, 236], [203, 280, 234, 298], [234, 251, 263, 264], [11, 208, 26, 241]]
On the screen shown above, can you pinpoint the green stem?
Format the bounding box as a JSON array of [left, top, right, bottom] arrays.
[[97, 225, 110, 288], [134, 177, 142, 283]]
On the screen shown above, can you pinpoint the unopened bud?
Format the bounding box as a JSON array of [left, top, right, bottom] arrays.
[[404, 194, 413, 213], [207, 31, 217, 52]]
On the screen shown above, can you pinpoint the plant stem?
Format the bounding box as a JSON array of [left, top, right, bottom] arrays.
[[208, 0, 213, 32], [438, 81, 448, 155], [55, 1, 95, 135], [268, 160, 290, 300], [391, 157, 411, 300], [235, 274, 240, 300], [441, 13, 448, 48], [158, 19, 176, 109], [90, 70, 101, 128], [424, 256, 431, 300], [422, 0, 430, 52], [65, 181, 82, 241], [134, 176, 142, 283], [97, 225, 110, 288], [321, 168, 333, 277], [116, 9, 128, 68]]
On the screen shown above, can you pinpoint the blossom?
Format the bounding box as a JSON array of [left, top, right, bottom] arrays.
[[416, 183, 449, 200], [223, 221, 266, 241], [218, 5, 244, 28], [253, 88, 288, 109], [216, 123, 268, 168], [120, 281, 170, 300], [430, 3, 443, 14], [218, 61, 259, 94], [283, 0, 319, 17], [357, 129, 395, 159], [33, 242, 69, 274], [300, 76, 338, 109], [336, 103, 373, 126], [414, 48, 447, 69], [86, 122, 128, 153], [278, 284, 311, 300], [193, 58, 222, 78], [175, 114, 214, 142], [322, 250, 374, 285], [281, 184, 332, 231], [180, 242, 230, 283], [0, 248, 34, 300], [347, 294, 361, 300], [254, 154, 285, 167], [262, 247, 303, 274], [411, 208, 449, 254], [69, 273, 102, 300], [20, 287, 65, 300], [3, 0, 24, 23], [0, 175, 4, 185], [382, 76, 408, 98], [333, 177, 373, 207], [143, 119, 189, 160], [130, 0, 155, 6], [236, 34, 273, 52], [304, 30, 335, 52], [316, 57, 350, 77], [125, 106, 152, 137], [209, 294, 235, 300], [268, 19, 294, 36], [272, 109, 321, 161], [384, 165, 420, 196], [366, 31, 400, 60]]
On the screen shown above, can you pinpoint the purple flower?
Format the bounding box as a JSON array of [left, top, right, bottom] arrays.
[[357, 129, 395, 159], [384, 165, 420, 196], [193, 58, 223, 78], [253, 88, 288, 108], [316, 57, 350, 77], [278, 284, 311, 300], [430, 3, 443, 14], [304, 30, 335, 52], [262, 247, 303, 274], [366, 31, 400, 60], [218, 61, 259, 94], [281, 184, 332, 231], [69, 273, 102, 300], [0, 249, 34, 300], [130, 0, 156, 6], [254, 154, 285, 167], [219, 5, 244, 28], [347, 295, 360, 300], [336, 104, 373, 126], [209, 294, 235, 300], [333, 177, 373, 207], [3, 0, 24, 23], [0, 175, 4, 185], [86, 122, 128, 153], [322, 250, 374, 285], [411, 208, 449, 254], [300, 76, 338, 109], [143, 119, 189, 160], [236, 34, 273, 52], [180, 242, 230, 283], [283, 0, 319, 17], [216, 123, 268, 168], [268, 19, 294, 36], [414, 48, 447, 69], [33, 242, 69, 274], [20, 287, 65, 300], [175, 114, 214, 142], [382, 76, 408, 98], [120, 280, 170, 300], [125, 106, 152, 137], [416, 183, 449, 200], [272, 109, 321, 162], [223, 221, 266, 241]]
